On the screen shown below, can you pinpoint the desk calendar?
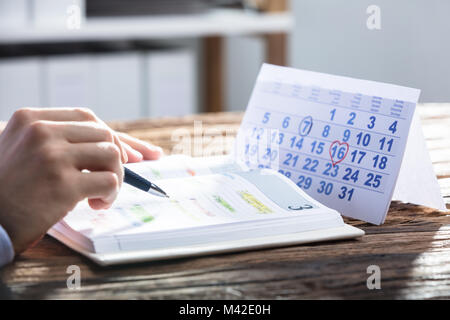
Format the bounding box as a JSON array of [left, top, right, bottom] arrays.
[[236, 64, 422, 224]]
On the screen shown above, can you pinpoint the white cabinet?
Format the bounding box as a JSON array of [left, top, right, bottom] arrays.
[[0, 0, 29, 28], [145, 49, 197, 117], [43, 53, 142, 121], [0, 58, 42, 121], [44, 55, 94, 109], [0, 49, 197, 121], [32, 0, 85, 28], [94, 53, 142, 121]]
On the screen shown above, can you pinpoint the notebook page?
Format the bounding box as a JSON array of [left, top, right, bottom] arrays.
[[60, 170, 342, 252]]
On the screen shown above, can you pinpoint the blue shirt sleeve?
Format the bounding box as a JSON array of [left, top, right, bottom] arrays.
[[0, 225, 14, 268]]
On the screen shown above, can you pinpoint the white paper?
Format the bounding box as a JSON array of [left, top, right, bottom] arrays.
[[235, 64, 439, 224], [60, 168, 342, 253], [392, 110, 447, 210]]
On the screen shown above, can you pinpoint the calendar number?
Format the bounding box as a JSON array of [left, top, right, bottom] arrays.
[[317, 181, 333, 195], [322, 125, 331, 137], [364, 173, 382, 188], [271, 132, 284, 145], [338, 187, 354, 201], [323, 163, 339, 177], [342, 168, 360, 183], [389, 121, 398, 134], [372, 155, 388, 169], [299, 116, 313, 136], [347, 112, 356, 125], [283, 153, 299, 167], [330, 108, 336, 121], [296, 175, 312, 190], [330, 143, 348, 160], [350, 150, 366, 164], [245, 144, 258, 156], [302, 158, 319, 172], [262, 112, 271, 124], [356, 132, 371, 146], [263, 148, 278, 161], [290, 136, 304, 150], [251, 127, 264, 140], [367, 116, 376, 129], [343, 129, 351, 142], [310, 141, 325, 155], [379, 137, 394, 152], [282, 116, 291, 129]]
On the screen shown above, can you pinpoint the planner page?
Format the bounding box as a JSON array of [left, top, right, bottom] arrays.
[[235, 64, 421, 224], [57, 169, 342, 253]]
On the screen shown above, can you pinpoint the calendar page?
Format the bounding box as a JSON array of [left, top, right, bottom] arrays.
[[235, 64, 421, 224]]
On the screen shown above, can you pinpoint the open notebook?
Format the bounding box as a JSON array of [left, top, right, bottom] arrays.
[[49, 155, 364, 266]]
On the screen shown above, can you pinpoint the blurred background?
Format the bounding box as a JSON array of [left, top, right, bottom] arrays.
[[0, 0, 448, 121]]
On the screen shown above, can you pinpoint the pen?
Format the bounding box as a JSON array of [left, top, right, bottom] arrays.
[[123, 167, 169, 198]]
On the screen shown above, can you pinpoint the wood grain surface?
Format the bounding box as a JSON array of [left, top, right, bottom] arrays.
[[1, 104, 449, 300]]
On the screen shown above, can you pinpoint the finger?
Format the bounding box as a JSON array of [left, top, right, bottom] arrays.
[[117, 132, 163, 160], [77, 171, 120, 208], [17, 107, 98, 122], [88, 198, 111, 210], [112, 132, 128, 164], [69, 142, 124, 187], [122, 142, 143, 163], [18, 108, 128, 163], [86, 114, 128, 164], [46, 121, 115, 144]]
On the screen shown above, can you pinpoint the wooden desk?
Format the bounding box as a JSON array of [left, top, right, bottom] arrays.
[[1, 104, 449, 299]]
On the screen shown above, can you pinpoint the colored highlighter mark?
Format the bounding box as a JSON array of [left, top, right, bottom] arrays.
[[186, 168, 196, 176], [189, 198, 215, 217], [329, 140, 349, 167], [151, 168, 162, 179], [239, 191, 273, 214], [212, 195, 235, 213], [171, 199, 200, 221], [130, 204, 154, 223]]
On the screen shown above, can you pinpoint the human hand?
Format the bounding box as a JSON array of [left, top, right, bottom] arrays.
[[117, 131, 163, 163], [0, 108, 161, 253]]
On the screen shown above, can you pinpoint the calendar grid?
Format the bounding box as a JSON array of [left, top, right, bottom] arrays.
[[245, 120, 397, 158], [242, 125, 393, 176], [276, 146, 390, 177], [238, 64, 419, 224], [253, 106, 402, 139], [273, 165, 385, 195]]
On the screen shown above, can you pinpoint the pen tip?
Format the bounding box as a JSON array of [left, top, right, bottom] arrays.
[[148, 184, 170, 198]]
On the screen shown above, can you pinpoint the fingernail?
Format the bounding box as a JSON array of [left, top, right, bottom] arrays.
[[130, 148, 144, 161], [124, 142, 144, 161], [150, 145, 164, 155]]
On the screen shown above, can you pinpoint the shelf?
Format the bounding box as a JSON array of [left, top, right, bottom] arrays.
[[0, 9, 294, 44]]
